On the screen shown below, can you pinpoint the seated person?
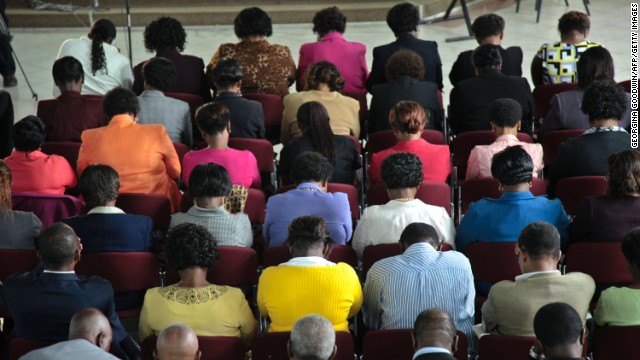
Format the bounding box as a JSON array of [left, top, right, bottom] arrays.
[[570, 150, 640, 244], [133, 16, 211, 101], [412, 309, 459, 360], [138, 223, 256, 345], [481, 222, 595, 336], [532, 11, 601, 86], [549, 80, 632, 197], [3, 115, 76, 194], [258, 215, 362, 332], [0, 161, 41, 249], [369, 50, 441, 134], [264, 151, 351, 247], [37, 56, 107, 142], [466, 98, 543, 180], [0, 90, 14, 158], [288, 315, 337, 360], [353, 152, 455, 259], [137, 57, 193, 148], [369, 101, 450, 183], [154, 323, 201, 360], [210, 58, 265, 139], [530, 302, 587, 360], [457, 146, 569, 251], [77, 87, 182, 212], [62, 164, 154, 254], [541, 46, 632, 134], [171, 163, 252, 247], [449, 13, 523, 86], [449, 44, 533, 134], [181, 102, 260, 189], [594, 228, 640, 326], [279, 101, 360, 185], [282, 61, 360, 142]]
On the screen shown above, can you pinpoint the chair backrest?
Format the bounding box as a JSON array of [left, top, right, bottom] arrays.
[[11, 192, 85, 228], [538, 129, 585, 167], [342, 90, 368, 139], [555, 176, 608, 216], [619, 80, 632, 93], [263, 244, 357, 269], [532, 82, 578, 118], [228, 137, 275, 173], [0, 249, 38, 282], [76, 252, 160, 294], [477, 334, 534, 360], [361, 329, 468, 360], [276, 183, 361, 221], [366, 181, 452, 216], [172, 142, 189, 164], [165, 92, 206, 143], [566, 242, 633, 285], [362, 243, 403, 280], [451, 131, 533, 180], [464, 242, 521, 283], [244, 188, 266, 224], [115, 193, 171, 232], [208, 246, 259, 287], [40, 142, 81, 173], [365, 130, 446, 156], [9, 338, 56, 360], [252, 331, 354, 360], [243, 93, 283, 144], [592, 325, 640, 360], [459, 178, 547, 214], [141, 335, 245, 360]]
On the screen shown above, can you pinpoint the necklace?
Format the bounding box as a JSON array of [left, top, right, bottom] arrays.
[[394, 198, 414, 202]]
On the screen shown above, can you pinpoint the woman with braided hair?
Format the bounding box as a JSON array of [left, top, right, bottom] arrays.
[[55, 18, 133, 96]]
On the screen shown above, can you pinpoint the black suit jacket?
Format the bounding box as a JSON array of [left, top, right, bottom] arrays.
[[215, 91, 266, 139], [367, 33, 443, 91], [414, 352, 457, 360], [449, 69, 534, 134], [62, 213, 154, 254], [449, 45, 523, 86], [548, 131, 632, 197]]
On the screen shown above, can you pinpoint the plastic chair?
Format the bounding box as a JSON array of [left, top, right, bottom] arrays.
[[141, 335, 245, 360], [476, 334, 534, 360], [538, 129, 585, 168], [0, 249, 38, 281], [458, 177, 547, 215], [115, 193, 171, 232], [532, 83, 578, 118], [361, 329, 468, 360], [9, 338, 56, 360], [252, 331, 354, 360], [592, 326, 640, 360], [244, 188, 266, 224], [172, 142, 189, 164], [262, 244, 357, 269], [365, 130, 446, 157], [40, 142, 81, 173], [464, 242, 521, 305], [228, 137, 276, 189], [555, 176, 608, 216], [243, 93, 283, 144], [276, 183, 361, 221], [366, 181, 452, 217], [165, 92, 205, 143], [451, 130, 533, 180], [361, 243, 403, 280], [11, 192, 85, 228]]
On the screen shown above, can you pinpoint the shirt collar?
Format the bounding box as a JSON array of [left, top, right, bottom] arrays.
[[88, 206, 125, 215], [108, 114, 135, 126], [188, 205, 228, 215], [495, 134, 519, 142], [413, 347, 452, 359], [583, 126, 628, 135], [282, 256, 336, 267], [43, 270, 76, 274], [515, 270, 560, 281], [296, 183, 323, 191], [320, 32, 345, 41], [140, 89, 165, 97], [405, 242, 437, 254]]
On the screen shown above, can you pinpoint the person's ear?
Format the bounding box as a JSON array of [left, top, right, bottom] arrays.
[[194, 350, 202, 360], [556, 250, 562, 265], [516, 120, 522, 131], [237, 79, 242, 89], [328, 344, 337, 360], [411, 332, 417, 350], [287, 340, 294, 359], [579, 328, 586, 346], [226, 122, 232, 134], [153, 348, 159, 360], [499, 31, 504, 40], [321, 180, 329, 191], [95, 332, 106, 349], [452, 334, 459, 353], [497, 63, 503, 71], [490, 122, 497, 131]]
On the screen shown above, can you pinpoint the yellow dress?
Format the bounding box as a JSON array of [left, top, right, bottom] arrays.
[[138, 284, 257, 346]]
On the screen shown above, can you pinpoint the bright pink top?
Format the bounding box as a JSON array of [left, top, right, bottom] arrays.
[[182, 147, 261, 189], [297, 32, 368, 94], [369, 139, 451, 183], [3, 150, 77, 194]]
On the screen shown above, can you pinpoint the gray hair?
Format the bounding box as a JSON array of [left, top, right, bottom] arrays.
[[290, 315, 335, 360]]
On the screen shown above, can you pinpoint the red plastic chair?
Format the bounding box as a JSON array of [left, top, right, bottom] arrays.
[[538, 129, 585, 168], [592, 326, 640, 360], [243, 93, 283, 144], [276, 183, 361, 221], [9, 338, 56, 360], [40, 142, 81, 173], [476, 334, 534, 360], [343, 90, 368, 139], [555, 176, 608, 216], [142, 335, 245, 360], [0, 249, 38, 281], [245, 188, 266, 224], [619, 80, 632, 93], [566, 242, 633, 292], [115, 193, 171, 231], [262, 244, 357, 269], [76, 252, 160, 319], [451, 131, 533, 180], [252, 331, 354, 360], [366, 181, 452, 217], [228, 137, 275, 185], [362, 243, 403, 280], [361, 329, 468, 360], [365, 130, 446, 157], [464, 242, 521, 305], [172, 142, 189, 163], [165, 92, 206, 143], [11, 192, 85, 228], [458, 178, 547, 214], [532, 83, 578, 118]]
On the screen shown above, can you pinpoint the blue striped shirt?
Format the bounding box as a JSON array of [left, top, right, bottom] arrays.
[[363, 243, 475, 340]]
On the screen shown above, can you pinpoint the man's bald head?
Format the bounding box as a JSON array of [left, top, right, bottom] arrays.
[[154, 323, 200, 360], [69, 308, 113, 352], [413, 309, 458, 353], [36, 222, 81, 270]]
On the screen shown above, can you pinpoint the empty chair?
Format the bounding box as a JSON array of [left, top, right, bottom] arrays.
[[228, 137, 275, 188], [252, 331, 354, 360], [9, 338, 56, 360], [592, 326, 640, 360], [0, 249, 38, 281], [555, 176, 608, 216], [532, 82, 578, 119], [11, 192, 85, 228], [361, 243, 403, 280], [141, 335, 245, 360], [476, 334, 534, 360], [361, 329, 468, 360], [115, 193, 171, 232], [243, 93, 283, 144], [464, 242, 521, 302], [458, 177, 547, 215], [538, 129, 585, 168], [40, 142, 81, 173], [367, 181, 452, 216]]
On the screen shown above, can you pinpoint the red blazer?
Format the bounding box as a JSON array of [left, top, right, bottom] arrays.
[[37, 91, 107, 142]]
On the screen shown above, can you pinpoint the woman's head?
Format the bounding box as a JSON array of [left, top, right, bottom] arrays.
[[234, 7, 273, 39], [78, 164, 120, 209], [607, 150, 640, 197], [389, 101, 428, 134], [581, 80, 628, 123], [305, 61, 345, 92], [313, 7, 347, 38], [12, 116, 46, 152], [210, 59, 243, 90], [385, 50, 425, 82], [290, 151, 333, 184], [52, 56, 84, 88], [166, 223, 218, 272], [472, 44, 502, 71], [577, 46, 614, 89], [471, 13, 505, 42], [89, 19, 116, 75], [296, 102, 336, 163], [103, 87, 139, 119], [195, 102, 231, 136], [143, 17, 186, 53], [0, 161, 11, 213], [286, 215, 333, 255], [558, 11, 590, 38], [381, 152, 423, 190], [386, 2, 419, 37], [142, 57, 177, 92], [188, 163, 232, 199], [491, 146, 533, 186]]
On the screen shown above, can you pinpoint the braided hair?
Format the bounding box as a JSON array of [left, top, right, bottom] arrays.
[[89, 19, 116, 76]]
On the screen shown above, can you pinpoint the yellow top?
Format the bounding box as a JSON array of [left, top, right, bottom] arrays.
[[138, 284, 257, 346], [257, 262, 363, 332]]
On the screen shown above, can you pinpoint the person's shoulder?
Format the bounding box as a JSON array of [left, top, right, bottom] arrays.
[[489, 279, 517, 293], [178, 53, 205, 64], [268, 43, 293, 55], [334, 262, 359, 276], [564, 271, 595, 284]]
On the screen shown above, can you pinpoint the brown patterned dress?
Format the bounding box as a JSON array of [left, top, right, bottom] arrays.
[[206, 39, 296, 98]]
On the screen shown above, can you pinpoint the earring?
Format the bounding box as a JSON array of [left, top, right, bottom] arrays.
[[498, 184, 504, 191], [529, 181, 533, 188]]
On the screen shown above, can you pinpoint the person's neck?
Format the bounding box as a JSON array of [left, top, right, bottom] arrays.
[[144, 84, 161, 92], [502, 183, 530, 193], [387, 188, 418, 201], [589, 119, 619, 128], [493, 127, 518, 138], [397, 31, 417, 38], [524, 260, 558, 274], [395, 131, 422, 141], [478, 35, 502, 46], [314, 83, 331, 92], [176, 267, 210, 288], [298, 181, 327, 192], [561, 31, 587, 45], [416, 342, 452, 353], [205, 133, 229, 150], [46, 263, 75, 272], [59, 81, 83, 94], [102, 200, 116, 207], [218, 85, 241, 94], [543, 344, 583, 358], [292, 248, 325, 258], [245, 35, 266, 42], [195, 197, 224, 209]]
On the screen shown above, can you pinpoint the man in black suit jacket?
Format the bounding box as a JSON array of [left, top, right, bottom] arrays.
[[0, 223, 139, 358], [210, 58, 266, 139], [449, 44, 534, 134], [412, 309, 458, 360], [367, 2, 443, 92], [529, 303, 586, 360], [549, 80, 632, 197], [449, 13, 523, 86]]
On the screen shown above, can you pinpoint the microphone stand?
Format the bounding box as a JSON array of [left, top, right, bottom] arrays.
[[125, 0, 132, 65]]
